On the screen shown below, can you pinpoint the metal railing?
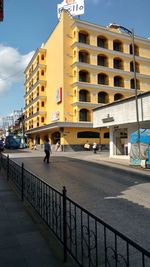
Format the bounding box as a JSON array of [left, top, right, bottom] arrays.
[[0, 154, 150, 267]]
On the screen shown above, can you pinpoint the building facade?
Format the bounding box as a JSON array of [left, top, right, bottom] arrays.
[[93, 91, 150, 157], [24, 10, 150, 150]]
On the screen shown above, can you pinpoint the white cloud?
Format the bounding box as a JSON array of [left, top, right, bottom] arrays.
[[0, 44, 34, 94]]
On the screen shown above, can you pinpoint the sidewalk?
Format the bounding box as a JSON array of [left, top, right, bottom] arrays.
[[0, 172, 72, 267]]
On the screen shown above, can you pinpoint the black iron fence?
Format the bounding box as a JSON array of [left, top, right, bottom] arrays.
[[0, 154, 150, 267]]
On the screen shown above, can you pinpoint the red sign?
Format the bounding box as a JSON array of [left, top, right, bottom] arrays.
[[0, 0, 3, 21], [56, 87, 62, 103]]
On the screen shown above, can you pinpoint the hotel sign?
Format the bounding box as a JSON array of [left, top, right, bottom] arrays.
[[57, 0, 84, 19]]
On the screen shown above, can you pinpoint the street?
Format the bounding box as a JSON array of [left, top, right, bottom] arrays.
[[7, 150, 150, 252]]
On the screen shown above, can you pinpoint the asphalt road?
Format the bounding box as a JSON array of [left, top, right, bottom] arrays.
[[11, 154, 150, 251]]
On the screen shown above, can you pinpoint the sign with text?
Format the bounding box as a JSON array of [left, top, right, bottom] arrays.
[[56, 87, 62, 103], [57, 0, 84, 19], [51, 111, 60, 122]]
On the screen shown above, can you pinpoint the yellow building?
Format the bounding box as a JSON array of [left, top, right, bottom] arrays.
[[24, 10, 150, 151]]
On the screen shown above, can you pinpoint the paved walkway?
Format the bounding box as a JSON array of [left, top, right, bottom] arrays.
[[0, 172, 72, 267]]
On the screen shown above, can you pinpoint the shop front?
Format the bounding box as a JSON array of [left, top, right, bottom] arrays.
[[93, 91, 150, 158]]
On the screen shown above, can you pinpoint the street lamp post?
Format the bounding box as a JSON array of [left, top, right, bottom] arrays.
[[108, 23, 140, 159]]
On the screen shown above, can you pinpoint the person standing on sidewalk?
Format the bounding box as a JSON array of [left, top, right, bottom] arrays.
[[43, 139, 52, 163]]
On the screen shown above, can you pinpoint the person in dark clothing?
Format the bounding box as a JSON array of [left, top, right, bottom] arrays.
[[43, 139, 52, 163]]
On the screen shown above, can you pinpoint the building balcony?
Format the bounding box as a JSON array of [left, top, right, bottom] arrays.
[[24, 80, 47, 97], [72, 62, 150, 85], [72, 81, 142, 94], [24, 110, 47, 121], [25, 48, 46, 73], [72, 42, 150, 63], [25, 95, 47, 110], [72, 101, 102, 108], [24, 64, 47, 85]]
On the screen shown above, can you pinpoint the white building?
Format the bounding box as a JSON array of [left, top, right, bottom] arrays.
[[93, 91, 150, 157]]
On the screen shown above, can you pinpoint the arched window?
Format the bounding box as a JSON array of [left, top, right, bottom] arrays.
[[130, 61, 139, 73], [37, 87, 39, 97], [79, 31, 89, 44], [79, 90, 90, 102], [36, 71, 39, 81], [41, 86, 45, 91], [113, 57, 123, 70], [114, 76, 124, 87], [130, 79, 140, 89], [37, 102, 39, 112], [98, 92, 109, 103], [79, 109, 90, 121], [97, 54, 108, 67], [114, 93, 124, 101], [79, 50, 90, 63], [41, 117, 45, 123], [98, 73, 108, 85], [41, 54, 45, 60], [113, 40, 123, 52], [97, 36, 108, 48], [130, 44, 139, 56], [51, 131, 60, 144], [37, 56, 39, 64], [37, 117, 39, 127], [79, 70, 90, 83], [41, 101, 45, 107]]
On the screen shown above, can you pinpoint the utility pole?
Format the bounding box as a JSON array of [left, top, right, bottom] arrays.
[[0, 0, 4, 21]]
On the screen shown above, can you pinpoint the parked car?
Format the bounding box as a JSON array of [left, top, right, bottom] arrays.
[[0, 140, 4, 151]]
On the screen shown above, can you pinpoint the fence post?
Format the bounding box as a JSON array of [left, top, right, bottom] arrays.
[[7, 155, 9, 181], [62, 186, 67, 263], [0, 153, 1, 171], [21, 162, 24, 202]]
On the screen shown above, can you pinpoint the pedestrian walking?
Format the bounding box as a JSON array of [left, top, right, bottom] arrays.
[[84, 140, 90, 150], [93, 142, 97, 154], [55, 141, 60, 151], [43, 139, 52, 163], [31, 140, 37, 150]]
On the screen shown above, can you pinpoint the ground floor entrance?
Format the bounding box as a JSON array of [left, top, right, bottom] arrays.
[[113, 128, 128, 155], [26, 124, 109, 152]]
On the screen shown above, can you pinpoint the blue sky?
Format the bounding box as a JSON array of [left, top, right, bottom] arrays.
[[0, 0, 149, 125]]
